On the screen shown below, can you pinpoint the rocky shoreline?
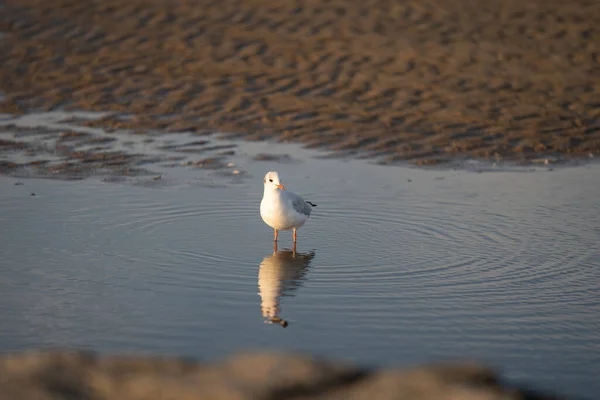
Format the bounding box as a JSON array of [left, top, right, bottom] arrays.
[[0, 350, 566, 400]]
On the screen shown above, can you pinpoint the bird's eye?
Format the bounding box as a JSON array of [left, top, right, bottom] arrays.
[[269, 179, 273, 182]]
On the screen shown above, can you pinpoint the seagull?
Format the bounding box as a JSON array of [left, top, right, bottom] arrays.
[[260, 171, 316, 243]]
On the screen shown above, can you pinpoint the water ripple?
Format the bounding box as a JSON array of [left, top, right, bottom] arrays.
[[1, 164, 599, 399]]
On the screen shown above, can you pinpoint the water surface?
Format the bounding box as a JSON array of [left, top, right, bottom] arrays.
[[1, 141, 599, 399]]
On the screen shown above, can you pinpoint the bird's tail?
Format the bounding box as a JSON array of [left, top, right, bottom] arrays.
[[306, 201, 317, 207]]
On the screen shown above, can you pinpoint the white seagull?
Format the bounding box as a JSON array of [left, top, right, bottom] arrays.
[[260, 171, 316, 243]]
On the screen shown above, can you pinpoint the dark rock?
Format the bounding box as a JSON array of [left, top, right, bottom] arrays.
[[0, 350, 564, 400]]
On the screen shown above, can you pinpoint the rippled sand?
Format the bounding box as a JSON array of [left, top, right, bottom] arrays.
[[1, 0, 599, 165]]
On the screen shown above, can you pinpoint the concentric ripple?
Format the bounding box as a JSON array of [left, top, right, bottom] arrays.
[[305, 182, 599, 320]]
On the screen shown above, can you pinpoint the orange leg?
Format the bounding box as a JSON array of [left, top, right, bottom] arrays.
[[274, 229, 278, 242], [293, 228, 297, 243]]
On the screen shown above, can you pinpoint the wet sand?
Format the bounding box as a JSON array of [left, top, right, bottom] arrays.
[[1, 0, 599, 166]]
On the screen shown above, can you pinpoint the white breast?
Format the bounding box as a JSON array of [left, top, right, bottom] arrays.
[[261, 191, 308, 231]]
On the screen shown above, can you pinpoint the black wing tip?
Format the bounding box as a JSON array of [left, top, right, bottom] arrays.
[[306, 201, 317, 207]]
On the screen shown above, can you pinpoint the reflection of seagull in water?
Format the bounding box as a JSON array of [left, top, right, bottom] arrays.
[[260, 171, 317, 244], [258, 242, 315, 328]]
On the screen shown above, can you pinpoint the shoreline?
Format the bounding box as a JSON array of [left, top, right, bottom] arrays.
[[1, 110, 597, 182]]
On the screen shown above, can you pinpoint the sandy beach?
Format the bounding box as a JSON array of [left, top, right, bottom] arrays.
[[1, 0, 598, 166]]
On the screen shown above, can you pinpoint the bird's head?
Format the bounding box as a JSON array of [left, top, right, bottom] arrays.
[[263, 171, 285, 192]]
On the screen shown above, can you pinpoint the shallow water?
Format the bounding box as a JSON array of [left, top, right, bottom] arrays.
[[1, 139, 599, 399]]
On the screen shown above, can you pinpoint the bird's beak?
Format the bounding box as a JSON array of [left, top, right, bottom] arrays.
[[276, 184, 285, 190]]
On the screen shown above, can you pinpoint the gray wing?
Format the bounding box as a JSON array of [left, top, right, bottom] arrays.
[[290, 192, 313, 217]]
